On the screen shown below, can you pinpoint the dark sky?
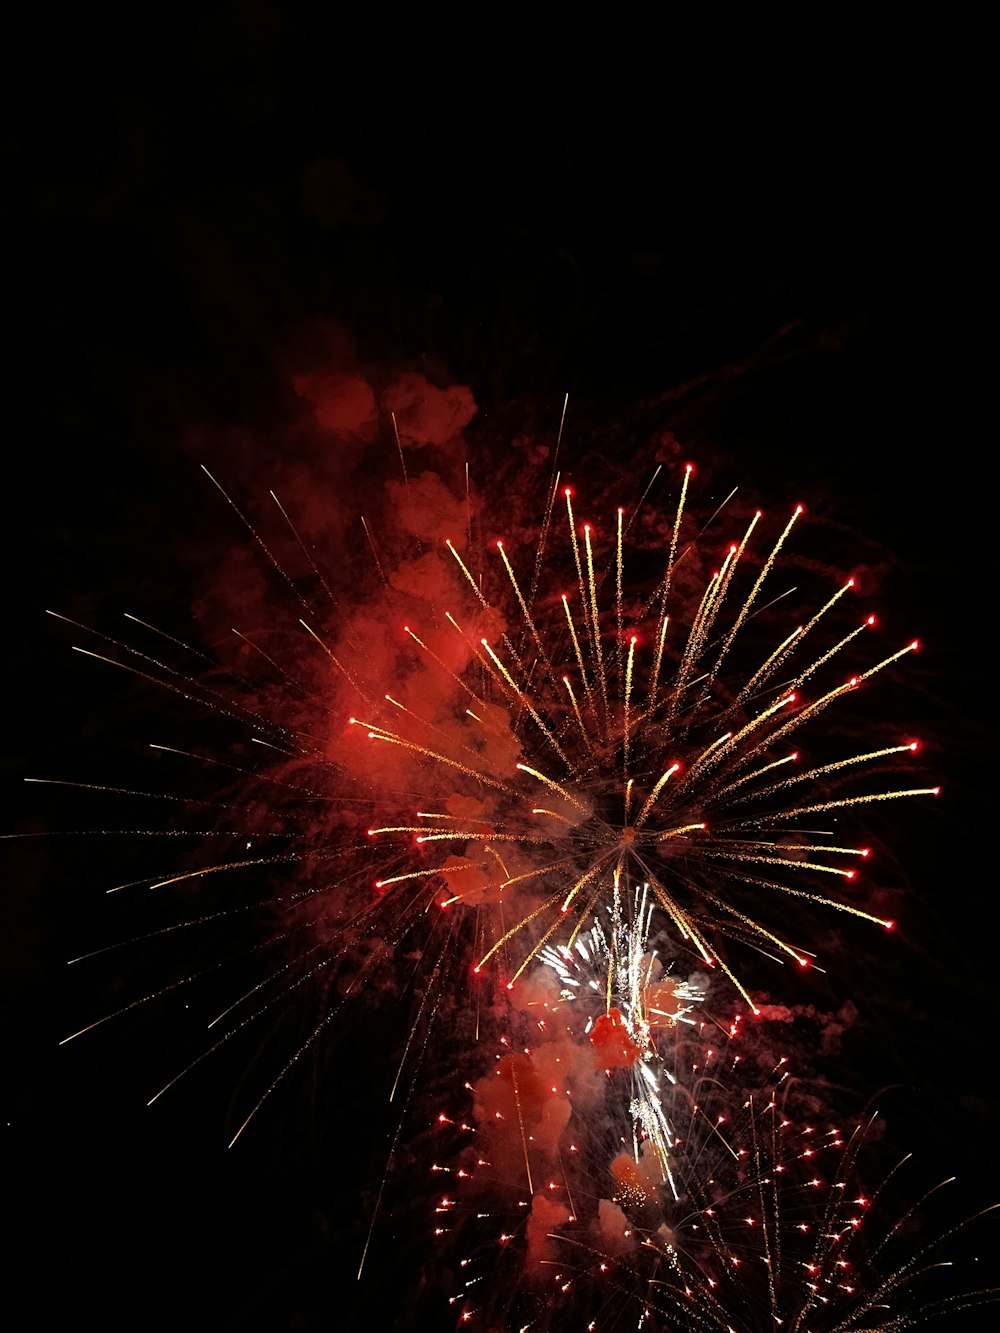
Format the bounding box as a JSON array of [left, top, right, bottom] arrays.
[[5, 8, 999, 1330]]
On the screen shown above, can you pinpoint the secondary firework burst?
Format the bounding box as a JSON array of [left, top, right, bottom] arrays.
[[619, 1099, 999, 1333], [356, 465, 937, 1010], [436, 1041, 998, 1333], [536, 892, 709, 1199]]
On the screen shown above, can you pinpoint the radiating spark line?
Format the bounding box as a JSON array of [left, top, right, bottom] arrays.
[[751, 787, 941, 823], [122, 612, 211, 660], [707, 504, 802, 691], [509, 1059, 535, 1195], [360, 515, 388, 588], [201, 465, 310, 610], [355, 720, 510, 793], [633, 763, 682, 829], [583, 522, 610, 725], [270, 487, 336, 603], [515, 763, 589, 813], [480, 638, 570, 766], [497, 539, 549, 670]]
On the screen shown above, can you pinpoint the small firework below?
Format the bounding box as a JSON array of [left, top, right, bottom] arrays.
[[437, 1053, 999, 1332], [537, 892, 710, 1198]]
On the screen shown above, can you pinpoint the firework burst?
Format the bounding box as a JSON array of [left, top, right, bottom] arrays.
[[355, 466, 936, 1010], [436, 1029, 998, 1332], [47, 458, 936, 1142], [34, 443, 993, 1332]]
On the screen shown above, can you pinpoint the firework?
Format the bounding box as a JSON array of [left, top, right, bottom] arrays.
[[50, 461, 932, 1039], [419, 871, 994, 1331], [36, 444, 992, 1332], [435, 1022, 998, 1332], [356, 467, 936, 1010]]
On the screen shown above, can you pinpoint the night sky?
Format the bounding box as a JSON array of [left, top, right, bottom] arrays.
[[6, 9, 999, 1330]]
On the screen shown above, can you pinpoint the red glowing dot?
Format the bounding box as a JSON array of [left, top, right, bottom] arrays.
[[584, 523, 591, 533], [791, 751, 799, 761], [473, 966, 481, 974], [496, 538, 504, 549], [848, 676, 859, 687], [798, 957, 809, 968], [866, 614, 877, 626], [506, 981, 514, 991], [845, 870, 856, 880], [910, 639, 920, 651], [846, 577, 856, 588], [618, 506, 625, 516], [861, 848, 871, 858], [374, 880, 383, 889], [366, 829, 374, 837], [795, 504, 805, 515], [685, 463, 694, 475], [883, 920, 895, 931], [933, 786, 941, 795], [564, 487, 573, 497], [630, 635, 638, 645]]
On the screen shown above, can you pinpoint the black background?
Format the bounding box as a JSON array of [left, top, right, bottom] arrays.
[[5, 8, 998, 1330]]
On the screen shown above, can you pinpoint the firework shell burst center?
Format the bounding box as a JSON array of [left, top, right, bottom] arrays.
[[353, 467, 935, 1013]]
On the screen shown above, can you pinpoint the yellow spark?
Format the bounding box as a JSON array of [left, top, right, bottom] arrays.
[[633, 763, 681, 829], [516, 763, 589, 813]]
